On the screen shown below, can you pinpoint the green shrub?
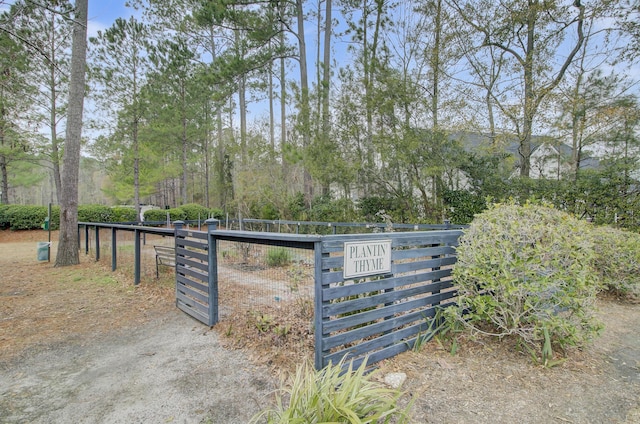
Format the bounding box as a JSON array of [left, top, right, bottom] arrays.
[[78, 204, 113, 223], [209, 207, 224, 220], [0, 205, 12, 229], [450, 201, 602, 362], [266, 247, 292, 267], [110, 206, 138, 222], [3, 205, 49, 230], [443, 189, 486, 224], [179, 203, 210, 221], [250, 358, 410, 424], [591, 225, 640, 302], [259, 202, 280, 220], [143, 207, 186, 222]]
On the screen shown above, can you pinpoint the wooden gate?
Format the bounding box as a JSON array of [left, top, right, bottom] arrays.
[[175, 227, 218, 326]]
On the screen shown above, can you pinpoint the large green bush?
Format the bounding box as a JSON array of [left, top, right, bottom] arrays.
[[78, 204, 113, 223], [110, 206, 138, 222], [180, 203, 210, 221], [591, 225, 640, 302], [144, 208, 171, 222], [0, 205, 12, 229], [0, 205, 60, 230], [144, 207, 186, 222], [450, 202, 602, 362], [209, 207, 224, 220]]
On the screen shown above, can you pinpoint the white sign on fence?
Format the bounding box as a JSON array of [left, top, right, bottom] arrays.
[[343, 239, 392, 279]]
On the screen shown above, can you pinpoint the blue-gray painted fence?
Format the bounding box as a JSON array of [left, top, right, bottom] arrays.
[[314, 231, 462, 370], [78, 221, 462, 369]]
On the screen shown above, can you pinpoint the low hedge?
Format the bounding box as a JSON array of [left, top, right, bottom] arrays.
[[0, 205, 60, 230], [0, 204, 224, 230], [110, 206, 138, 222], [78, 205, 113, 223], [144, 205, 223, 222]]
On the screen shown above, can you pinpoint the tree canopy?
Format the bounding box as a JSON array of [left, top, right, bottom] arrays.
[[1, 0, 639, 229]]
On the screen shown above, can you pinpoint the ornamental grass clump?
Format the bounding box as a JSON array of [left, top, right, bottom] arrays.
[[450, 201, 602, 363], [590, 225, 640, 303], [250, 358, 411, 424]]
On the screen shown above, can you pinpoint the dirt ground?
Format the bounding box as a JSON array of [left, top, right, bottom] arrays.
[[1, 229, 639, 423]]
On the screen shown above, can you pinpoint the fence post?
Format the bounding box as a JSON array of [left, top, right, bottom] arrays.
[[206, 218, 219, 326], [314, 239, 328, 370], [111, 227, 117, 271], [174, 221, 184, 294], [84, 225, 89, 255], [134, 228, 141, 285], [95, 226, 100, 261]]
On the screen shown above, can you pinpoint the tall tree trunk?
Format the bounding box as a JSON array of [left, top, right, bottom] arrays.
[[269, 48, 275, 156], [0, 99, 9, 204], [203, 102, 211, 208], [239, 74, 247, 165], [133, 120, 140, 216], [181, 84, 188, 205], [280, 5, 287, 176], [519, 1, 536, 178], [48, 12, 62, 203], [322, 0, 332, 140], [519, 0, 584, 177], [430, 0, 443, 209], [321, 0, 332, 195], [431, 0, 441, 130], [0, 147, 8, 204], [55, 0, 87, 267], [296, 0, 312, 204], [362, 0, 383, 195]]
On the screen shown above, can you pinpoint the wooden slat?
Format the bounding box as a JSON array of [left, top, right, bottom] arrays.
[[322, 291, 457, 333], [322, 269, 452, 301], [176, 274, 209, 293], [177, 281, 210, 304], [324, 320, 431, 364], [323, 308, 436, 350], [177, 299, 210, 325], [176, 292, 209, 315], [176, 262, 208, 279], [176, 230, 208, 240], [176, 238, 208, 250], [176, 255, 208, 272], [323, 281, 455, 317], [392, 245, 455, 260], [177, 247, 208, 263], [393, 256, 456, 274]]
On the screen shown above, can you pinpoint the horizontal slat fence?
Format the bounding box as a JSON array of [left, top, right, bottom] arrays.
[[79, 221, 463, 370], [175, 228, 216, 326], [315, 231, 462, 370]]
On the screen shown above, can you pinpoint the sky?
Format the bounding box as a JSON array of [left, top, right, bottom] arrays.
[[87, 0, 135, 38]]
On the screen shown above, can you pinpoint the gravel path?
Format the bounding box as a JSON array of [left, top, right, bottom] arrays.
[[0, 311, 275, 424]]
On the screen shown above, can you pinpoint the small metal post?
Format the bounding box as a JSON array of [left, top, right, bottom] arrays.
[[95, 226, 100, 261], [85, 225, 89, 255], [111, 227, 117, 271], [134, 229, 141, 285]]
